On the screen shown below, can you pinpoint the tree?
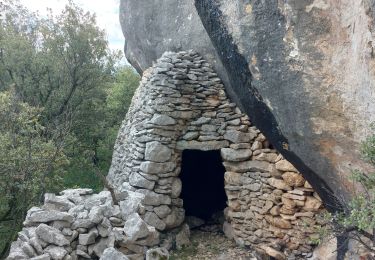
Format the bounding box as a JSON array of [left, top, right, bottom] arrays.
[[62, 66, 140, 190], [0, 0, 123, 188], [0, 0, 140, 255], [0, 0, 119, 152], [0, 89, 68, 256]]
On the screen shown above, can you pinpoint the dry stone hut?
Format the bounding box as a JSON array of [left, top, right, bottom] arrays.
[[107, 51, 326, 258], [6, 51, 325, 260]]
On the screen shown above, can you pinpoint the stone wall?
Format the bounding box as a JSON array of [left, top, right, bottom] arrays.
[[7, 51, 325, 260], [107, 51, 325, 258]]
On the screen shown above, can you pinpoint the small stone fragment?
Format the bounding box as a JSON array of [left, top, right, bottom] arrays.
[[185, 216, 205, 229], [303, 196, 322, 211], [79, 228, 98, 245], [129, 172, 155, 190], [144, 212, 166, 231], [275, 159, 298, 172], [30, 254, 51, 260], [175, 224, 190, 249], [154, 205, 171, 219], [123, 213, 150, 241], [100, 247, 129, 260], [282, 172, 305, 187], [145, 247, 169, 260], [260, 246, 286, 260], [44, 193, 75, 212], [267, 178, 292, 191], [150, 114, 176, 126], [35, 224, 69, 246], [44, 245, 68, 260]]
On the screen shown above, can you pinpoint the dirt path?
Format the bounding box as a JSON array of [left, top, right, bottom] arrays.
[[169, 224, 257, 260]]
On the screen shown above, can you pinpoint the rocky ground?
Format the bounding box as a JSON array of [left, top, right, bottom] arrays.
[[170, 223, 257, 260]]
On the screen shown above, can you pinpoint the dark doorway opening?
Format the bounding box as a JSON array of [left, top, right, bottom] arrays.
[[180, 149, 227, 220]]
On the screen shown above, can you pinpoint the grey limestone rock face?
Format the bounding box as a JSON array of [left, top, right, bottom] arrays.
[[119, 0, 375, 208], [119, 0, 230, 91]]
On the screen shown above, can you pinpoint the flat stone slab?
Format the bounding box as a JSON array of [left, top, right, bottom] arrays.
[[223, 160, 271, 173], [149, 114, 176, 126], [140, 161, 176, 174], [221, 148, 252, 162], [27, 210, 73, 224], [176, 140, 229, 151], [35, 224, 69, 246]]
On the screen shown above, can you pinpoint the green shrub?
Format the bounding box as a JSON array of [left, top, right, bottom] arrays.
[[324, 124, 375, 252]]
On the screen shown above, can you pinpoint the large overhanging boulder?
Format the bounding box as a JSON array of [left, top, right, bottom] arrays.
[[120, 0, 375, 209]]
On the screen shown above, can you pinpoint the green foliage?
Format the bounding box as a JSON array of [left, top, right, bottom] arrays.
[[340, 125, 375, 232], [0, 89, 68, 254], [0, 0, 140, 256], [323, 124, 375, 251], [61, 66, 140, 191], [362, 124, 375, 165], [106, 67, 140, 124]]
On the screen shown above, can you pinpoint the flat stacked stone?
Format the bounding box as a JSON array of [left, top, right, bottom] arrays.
[[106, 51, 325, 259]]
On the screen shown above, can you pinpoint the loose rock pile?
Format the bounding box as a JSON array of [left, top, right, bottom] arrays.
[[8, 51, 326, 260], [6, 189, 170, 260]]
